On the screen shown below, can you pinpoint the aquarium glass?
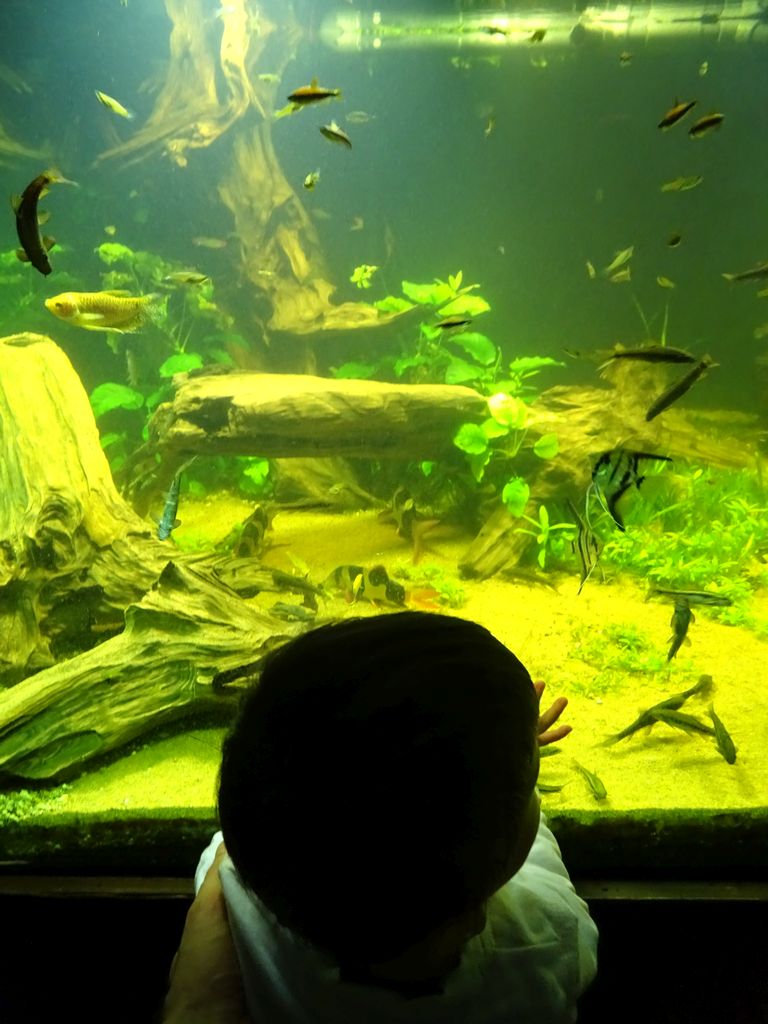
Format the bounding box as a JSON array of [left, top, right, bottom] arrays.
[[0, 0, 766, 874]]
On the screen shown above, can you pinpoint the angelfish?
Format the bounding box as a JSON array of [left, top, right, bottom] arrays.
[[587, 449, 672, 531]]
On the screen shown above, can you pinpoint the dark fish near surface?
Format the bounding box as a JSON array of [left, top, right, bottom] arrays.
[[658, 99, 696, 129], [667, 596, 694, 661], [645, 356, 715, 421], [157, 472, 182, 541], [12, 168, 75, 276], [588, 449, 672, 531], [650, 586, 732, 607], [319, 120, 351, 148], [722, 262, 768, 283], [707, 704, 737, 764], [566, 497, 602, 594], [599, 344, 697, 370], [689, 111, 724, 138]]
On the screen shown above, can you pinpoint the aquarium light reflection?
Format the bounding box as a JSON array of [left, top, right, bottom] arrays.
[[320, 3, 768, 50]]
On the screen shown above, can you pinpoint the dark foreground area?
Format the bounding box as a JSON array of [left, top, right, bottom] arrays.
[[0, 884, 765, 1023]]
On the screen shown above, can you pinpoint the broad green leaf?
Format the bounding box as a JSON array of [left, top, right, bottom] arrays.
[[438, 294, 490, 317], [502, 477, 530, 517], [453, 422, 488, 455], [480, 417, 509, 441], [401, 279, 453, 306], [242, 458, 270, 487], [469, 450, 491, 482], [508, 356, 565, 378], [89, 382, 144, 419], [333, 361, 379, 379], [393, 354, 426, 377], [447, 331, 497, 366], [158, 352, 204, 378], [448, 270, 463, 292], [99, 431, 125, 450], [533, 433, 559, 459], [420, 461, 435, 477], [374, 295, 414, 313], [444, 355, 484, 384], [94, 242, 136, 266], [487, 392, 528, 429]]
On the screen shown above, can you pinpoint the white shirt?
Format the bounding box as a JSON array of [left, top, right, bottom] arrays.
[[196, 811, 598, 1024]]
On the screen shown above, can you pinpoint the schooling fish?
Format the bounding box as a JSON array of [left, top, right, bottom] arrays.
[[688, 111, 724, 138], [605, 675, 714, 745], [95, 89, 135, 119], [707, 704, 737, 764], [572, 762, 607, 801], [658, 98, 696, 130], [667, 596, 694, 661], [303, 169, 320, 190], [660, 175, 703, 193], [648, 708, 715, 738], [12, 168, 76, 276], [599, 344, 697, 370], [588, 449, 672, 531], [157, 472, 182, 541], [45, 290, 165, 333], [287, 78, 341, 106], [645, 355, 715, 421], [319, 120, 352, 148], [603, 246, 633, 276], [722, 262, 768, 283]]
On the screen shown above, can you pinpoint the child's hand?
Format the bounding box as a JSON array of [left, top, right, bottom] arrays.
[[162, 842, 250, 1024], [533, 680, 572, 746]]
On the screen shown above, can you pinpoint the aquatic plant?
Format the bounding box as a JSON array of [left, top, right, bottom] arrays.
[[514, 504, 576, 569], [601, 463, 768, 633], [393, 564, 467, 608], [349, 263, 378, 289]]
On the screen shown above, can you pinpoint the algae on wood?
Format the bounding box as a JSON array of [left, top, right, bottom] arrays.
[[149, 372, 488, 460]]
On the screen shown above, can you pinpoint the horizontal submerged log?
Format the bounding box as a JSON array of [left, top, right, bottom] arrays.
[[150, 372, 488, 459]]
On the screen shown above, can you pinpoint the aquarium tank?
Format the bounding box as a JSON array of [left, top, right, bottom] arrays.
[[0, 0, 766, 877]]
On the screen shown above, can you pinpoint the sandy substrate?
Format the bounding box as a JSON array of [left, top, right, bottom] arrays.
[[7, 494, 765, 837]]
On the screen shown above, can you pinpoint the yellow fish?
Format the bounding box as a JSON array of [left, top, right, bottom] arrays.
[[45, 290, 163, 333], [95, 89, 134, 119]]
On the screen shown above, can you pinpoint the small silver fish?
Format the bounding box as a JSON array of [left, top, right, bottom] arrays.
[[319, 120, 351, 148]]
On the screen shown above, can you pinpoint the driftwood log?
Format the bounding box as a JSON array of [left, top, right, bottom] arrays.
[[149, 372, 488, 460], [459, 361, 763, 578], [0, 334, 303, 783]]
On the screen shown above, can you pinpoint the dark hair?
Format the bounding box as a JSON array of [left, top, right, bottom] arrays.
[[218, 611, 538, 966]]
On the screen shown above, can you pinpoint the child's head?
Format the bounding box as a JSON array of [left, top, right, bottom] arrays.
[[218, 611, 539, 969]]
